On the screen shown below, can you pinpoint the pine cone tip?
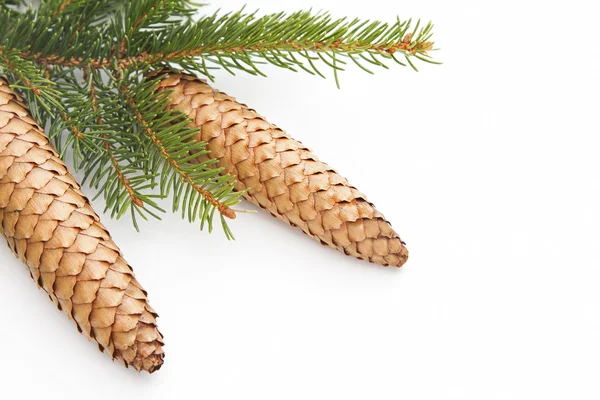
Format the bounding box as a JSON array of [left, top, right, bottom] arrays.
[[394, 243, 409, 267], [131, 350, 165, 373], [116, 317, 165, 373]]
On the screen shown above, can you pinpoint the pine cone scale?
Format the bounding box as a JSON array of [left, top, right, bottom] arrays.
[[0, 78, 164, 372], [158, 73, 408, 267]]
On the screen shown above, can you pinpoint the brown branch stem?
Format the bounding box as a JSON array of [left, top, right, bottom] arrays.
[[14, 36, 433, 69], [52, 0, 73, 18]]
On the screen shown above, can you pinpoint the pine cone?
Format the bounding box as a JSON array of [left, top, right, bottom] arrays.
[[0, 78, 164, 372], [157, 73, 408, 267]]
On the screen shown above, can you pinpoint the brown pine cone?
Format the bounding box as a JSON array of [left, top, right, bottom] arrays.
[[157, 73, 408, 267], [0, 78, 164, 372]]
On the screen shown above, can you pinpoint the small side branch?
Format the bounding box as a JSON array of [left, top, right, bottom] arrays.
[[120, 85, 236, 220], [57, 109, 84, 140], [0, 50, 42, 95], [88, 77, 144, 208], [119, 0, 169, 58]]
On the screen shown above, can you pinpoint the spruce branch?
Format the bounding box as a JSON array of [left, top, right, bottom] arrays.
[[174, 9, 436, 84], [8, 9, 436, 88], [0, 1, 437, 236]]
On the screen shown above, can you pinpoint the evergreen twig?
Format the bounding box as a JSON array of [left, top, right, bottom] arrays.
[[0, 0, 438, 235]]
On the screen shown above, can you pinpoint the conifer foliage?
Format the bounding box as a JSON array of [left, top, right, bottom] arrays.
[[0, 0, 436, 234]]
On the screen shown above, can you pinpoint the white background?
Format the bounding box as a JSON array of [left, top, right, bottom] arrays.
[[1, 1, 599, 399]]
